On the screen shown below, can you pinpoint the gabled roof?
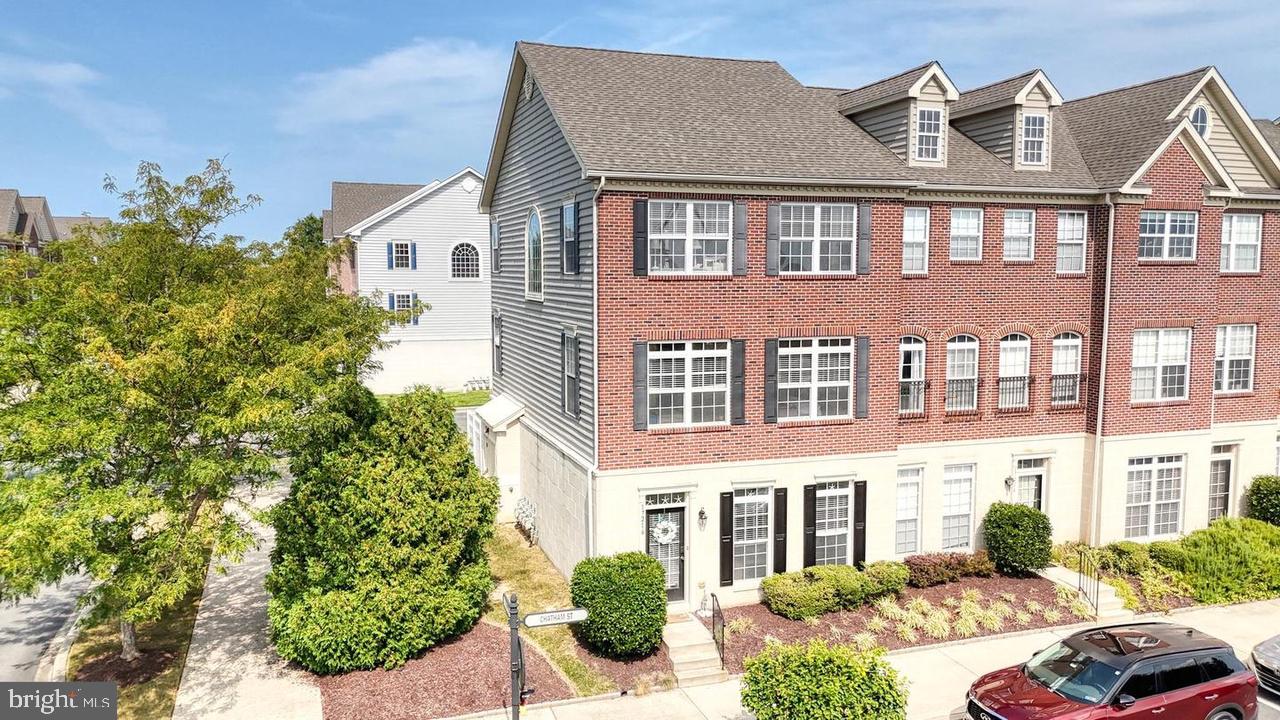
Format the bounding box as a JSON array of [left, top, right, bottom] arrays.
[[835, 61, 958, 114], [953, 69, 1063, 118], [51, 215, 109, 238], [321, 209, 333, 240], [911, 119, 1095, 189], [343, 167, 482, 236], [15, 196, 55, 240], [0, 190, 18, 235], [328, 181, 424, 238], [1254, 118, 1280, 155]]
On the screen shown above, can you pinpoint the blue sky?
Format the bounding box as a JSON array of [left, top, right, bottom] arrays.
[[3, 0, 1278, 241]]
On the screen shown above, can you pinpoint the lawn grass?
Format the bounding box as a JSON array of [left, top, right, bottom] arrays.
[[376, 388, 491, 409], [486, 524, 614, 696], [67, 582, 205, 720]]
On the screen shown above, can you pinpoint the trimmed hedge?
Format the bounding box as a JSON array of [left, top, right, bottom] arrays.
[[762, 572, 838, 620], [1147, 518, 1280, 604], [803, 565, 873, 609], [864, 561, 910, 596], [741, 639, 908, 720], [904, 551, 996, 587], [1247, 475, 1280, 526], [570, 552, 666, 657], [1098, 541, 1153, 576], [983, 503, 1052, 575], [763, 562, 909, 619]]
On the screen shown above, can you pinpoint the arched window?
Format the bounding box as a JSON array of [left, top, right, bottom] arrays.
[[899, 336, 926, 415], [945, 335, 979, 413], [998, 333, 1031, 409], [1052, 332, 1082, 406], [525, 208, 543, 299], [451, 243, 480, 279], [1190, 105, 1210, 138]]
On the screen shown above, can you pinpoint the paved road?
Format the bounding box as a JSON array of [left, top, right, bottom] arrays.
[[0, 575, 91, 681]]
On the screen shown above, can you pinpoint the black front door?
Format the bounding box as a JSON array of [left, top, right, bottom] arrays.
[[646, 508, 685, 601]]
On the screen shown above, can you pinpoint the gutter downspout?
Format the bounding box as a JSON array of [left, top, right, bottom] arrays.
[[586, 175, 607, 558], [1089, 194, 1117, 545]]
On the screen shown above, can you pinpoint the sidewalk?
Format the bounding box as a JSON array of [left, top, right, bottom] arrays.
[[456, 597, 1280, 720], [172, 481, 322, 720]]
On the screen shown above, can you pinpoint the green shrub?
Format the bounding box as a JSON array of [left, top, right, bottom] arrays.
[[982, 503, 1053, 575], [1153, 518, 1280, 604], [803, 565, 873, 609], [267, 388, 500, 673], [762, 572, 837, 620], [741, 639, 908, 720], [570, 552, 667, 657], [864, 561, 910, 596], [903, 551, 994, 587], [1148, 540, 1190, 570], [1099, 540, 1153, 576], [1247, 475, 1280, 526]]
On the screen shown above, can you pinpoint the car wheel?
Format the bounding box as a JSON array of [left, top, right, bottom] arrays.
[[1207, 712, 1235, 720]]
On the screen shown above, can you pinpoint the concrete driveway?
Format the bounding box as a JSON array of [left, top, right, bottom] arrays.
[[0, 574, 91, 681]]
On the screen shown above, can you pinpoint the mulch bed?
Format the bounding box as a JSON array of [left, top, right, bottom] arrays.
[[317, 621, 572, 720], [75, 648, 178, 687], [568, 638, 674, 692], [702, 575, 1070, 674]]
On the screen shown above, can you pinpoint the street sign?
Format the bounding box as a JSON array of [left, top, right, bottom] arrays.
[[523, 607, 588, 628]]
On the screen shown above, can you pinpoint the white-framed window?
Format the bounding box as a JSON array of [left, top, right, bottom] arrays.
[[525, 208, 544, 299], [1003, 209, 1035, 261], [392, 241, 411, 269], [391, 291, 413, 326], [814, 481, 851, 566], [779, 203, 857, 273], [732, 487, 771, 582], [916, 107, 942, 161], [942, 464, 975, 550], [1138, 211, 1197, 261], [1051, 332, 1082, 406], [561, 200, 577, 273], [1190, 105, 1210, 138], [1056, 210, 1087, 274], [1221, 214, 1261, 273], [950, 208, 983, 261], [1014, 457, 1046, 510], [1209, 444, 1235, 522], [451, 242, 480, 279], [899, 336, 926, 415], [1214, 324, 1255, 393], [902, 206, 929, 274], [1022, 113, 1047, 165], [562, 333, 579, 415], [777, 338, 853, 420], [998, 333, 1031, 409], [895, 468, 921, 554], [1131, 328, 1190, 402], [648, 200, 731, 274], [647, 341, 730, 427], [1125, 455, 1184, 539], [945, 334, 979, 412]]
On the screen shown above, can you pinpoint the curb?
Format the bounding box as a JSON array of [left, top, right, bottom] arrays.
[[34, 600, 94, 682], [439, 687, 628, 720]]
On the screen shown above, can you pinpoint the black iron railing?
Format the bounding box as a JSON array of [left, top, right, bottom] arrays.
[[1052, 373, 1083, 407], [1077, 546, 1100, 617], [997, 376, 1031, 410], [945, 378, 979, 414], [898, 380, 926, 417], [710, 593, 725, 669]]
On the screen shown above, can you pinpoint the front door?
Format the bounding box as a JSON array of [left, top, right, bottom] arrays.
[[646, 508, 685, 602]]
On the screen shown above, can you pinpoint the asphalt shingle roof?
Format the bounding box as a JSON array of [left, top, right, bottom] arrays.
[[0, 190, 18, 235], [1254, 119, 1280, 155], [834, 62, 934, 114], [51, 215, 110, 238], [328, 182, 425, 237], [953, 70, 1039, 116]]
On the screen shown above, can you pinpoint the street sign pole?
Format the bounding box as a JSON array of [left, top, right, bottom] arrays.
[[504, 592, 521, 720]]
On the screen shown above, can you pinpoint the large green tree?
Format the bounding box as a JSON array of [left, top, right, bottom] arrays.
[[0, 160, 388, 660], [282, 213, 325, 252]]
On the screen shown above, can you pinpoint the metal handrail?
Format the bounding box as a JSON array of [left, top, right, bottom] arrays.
[[945, 378, 979, 414], [710, 593, 725, 669], [898, 380, 926, 417], [1077, 547, 1100, 616], [1051, 373, 1084, 407]]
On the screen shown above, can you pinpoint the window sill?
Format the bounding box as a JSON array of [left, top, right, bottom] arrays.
[[1048, 402, 1084, 413], [647, 424, 732, 436], [1130, 399, 1191, 408], [1136, 259, 1196, 266], [1220, 271, 1261, 277], [1056, 271, 1087, 277], [778, 273, 859, 280], [647, 273, 733, 281], [777, 417, 858, 428], [901, 271, 928, 278], [896, 412, 929, 423], [995, 405, 1032, 414], [1214, 390, 1255, 398], [950, 258, 983, 265], [1002, 258, 1035, 265], [943, 411, 983, 421]]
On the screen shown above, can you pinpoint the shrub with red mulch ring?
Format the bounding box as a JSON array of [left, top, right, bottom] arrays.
[[317, 621, 572, 720]]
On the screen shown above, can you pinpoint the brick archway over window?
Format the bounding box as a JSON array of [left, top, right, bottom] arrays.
[[942, 323, 984, 340], [1045, 321, 1088, 339]]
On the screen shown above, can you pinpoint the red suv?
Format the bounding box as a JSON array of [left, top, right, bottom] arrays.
[[967, 623, 1259, 720]]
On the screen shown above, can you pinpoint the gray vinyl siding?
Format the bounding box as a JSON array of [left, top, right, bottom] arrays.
[[852, 99, 910, 160], [954, 108, 1015, 163], [489, 79, 595, 462]]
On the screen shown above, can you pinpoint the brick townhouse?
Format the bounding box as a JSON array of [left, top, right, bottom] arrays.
[[471, 42, 1280, 611]]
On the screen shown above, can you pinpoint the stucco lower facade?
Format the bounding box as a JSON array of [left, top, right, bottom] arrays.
[[365, 337, 491, 394]]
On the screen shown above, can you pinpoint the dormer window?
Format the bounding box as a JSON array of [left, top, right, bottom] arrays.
[[916, 108, 942, 161], [1022, 114, 1047, 165]]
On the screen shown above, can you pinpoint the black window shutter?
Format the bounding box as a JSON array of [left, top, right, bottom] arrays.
[[570, 336, 581, 417], [573, 195, 586, 274], [560, 330, 568, 414], [732, 200, 748, 276], [855, 335, 870, 419], [763, 338, 778, 423], [765, 202, 780, 276], [853, 481, 867, 567], [719, 491, 734, 586], [773, 488, 788, 574], [632, 341, 648, 430], [633, 199, 648, 276], [857, 202, 872, 274], [803, 484, 817, 568], [730, 339, 746, 425]]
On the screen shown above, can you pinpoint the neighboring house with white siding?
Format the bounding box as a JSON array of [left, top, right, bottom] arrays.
[[323, 167, 491, 394]]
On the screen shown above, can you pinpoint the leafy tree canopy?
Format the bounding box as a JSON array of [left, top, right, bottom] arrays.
[[283, 213, 325, 252]]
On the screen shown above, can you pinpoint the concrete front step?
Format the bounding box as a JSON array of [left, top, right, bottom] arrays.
[[662, 614, 726, 688], [674, 666, 731, 687]]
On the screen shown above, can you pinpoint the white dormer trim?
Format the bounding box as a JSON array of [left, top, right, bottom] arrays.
[[1014, 70, 1064, 107], [1119, 118, 1241, 196], [909, 62, 960, 102], [345, 167, 484, 237], [1165, 68, 1280, 186]]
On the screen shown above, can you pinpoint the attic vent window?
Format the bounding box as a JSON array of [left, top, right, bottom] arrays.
[[916, 108, 942, 161], [1190, 105, 1210, 138], [523, 73, 534, 101]]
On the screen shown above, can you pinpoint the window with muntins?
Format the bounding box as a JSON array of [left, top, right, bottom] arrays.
[[525, 209, 543, 298], [777, 338, 853, 420], [1022, 114, 1047, 165], [1221, 214, 1261, 272], [451, 243, 480, 279], [648, 200, 731, 274], [899, 336, 926, 415], [1138, 211, 1197, 260], [647, 341, 730, 427], [489, 220, 501, 273], [392, 241, 411, 269], [1214, 324, 1255, 393], [814, 481, 850, 566], [902, 207, 929, 274], [998, 333, 1031, 409], [1131, 328, 1190, 401], [942, 464, 974, 549], [916, 107, 942, 161], [392, 291, 412, 325], [1056, 211, 1087, 273], [1125, 455, 1183, 538], [779, 203, 856, 273], [1015, 458, 1046, 510], [1003, 209, 1035, 260], [946, 335, 979, 412], [1190, 105, 1210, 137], [950, 208, 982, 260], [732, 487, 770, 581], [895, 468, 921, 554], [1209, 444, 1234, 522], [1051, 332, 1082, 406]]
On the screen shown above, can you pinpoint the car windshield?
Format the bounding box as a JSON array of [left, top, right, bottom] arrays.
[[1025, 641, 1122, 705]]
